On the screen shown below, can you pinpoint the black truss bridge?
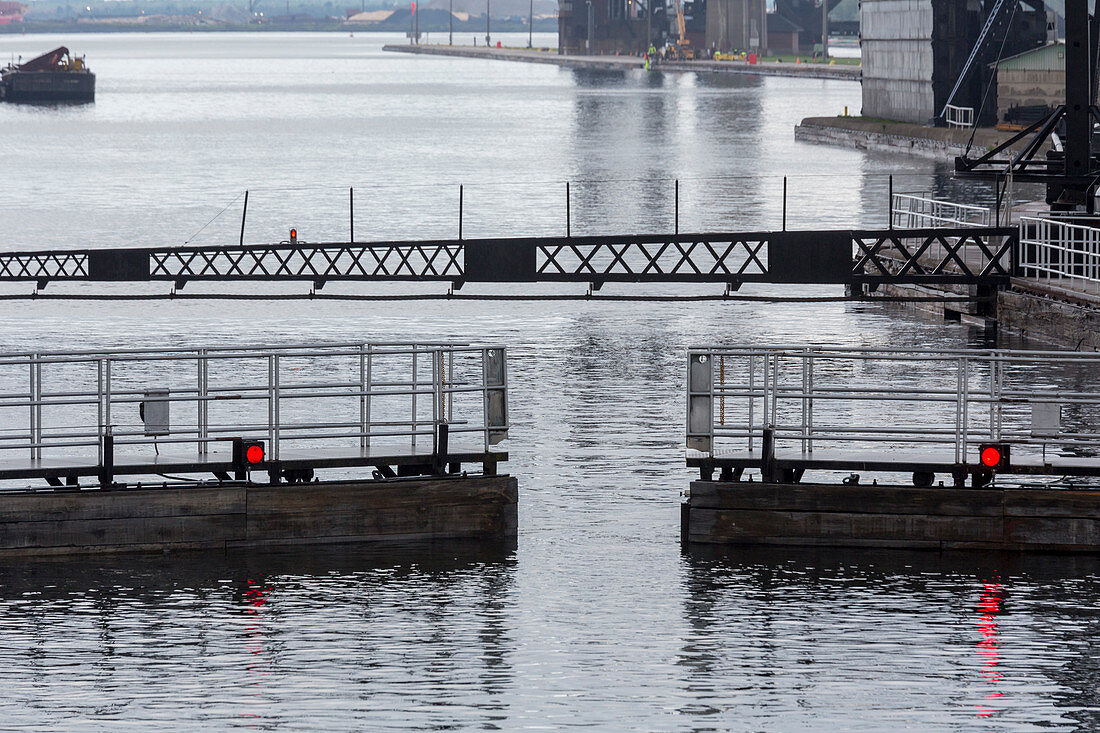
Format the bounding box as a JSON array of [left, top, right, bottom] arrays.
[[0, 227, 1017, 290]]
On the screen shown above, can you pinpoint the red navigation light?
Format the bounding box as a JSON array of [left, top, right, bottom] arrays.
[[979, 443, 1009, 470], [289, 228, 298, 244], [233, 438, 265, 474], [246, 443, 265, 464]]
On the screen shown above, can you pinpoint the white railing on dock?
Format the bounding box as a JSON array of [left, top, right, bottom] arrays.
[[1018, 216, 1100, 295], [0, 341, 508, 466], [945, 104, 975, 129], [891, 192, 991, 229], [687, 346, 1100, 465]]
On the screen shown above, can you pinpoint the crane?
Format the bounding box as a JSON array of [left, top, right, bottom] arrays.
[[667, 0, 694, 60]]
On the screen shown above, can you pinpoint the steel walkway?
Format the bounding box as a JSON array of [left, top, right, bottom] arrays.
[[0, 227, 1016, 290]]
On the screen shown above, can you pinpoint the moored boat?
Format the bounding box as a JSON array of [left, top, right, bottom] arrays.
[[0, 46, 95, 103]]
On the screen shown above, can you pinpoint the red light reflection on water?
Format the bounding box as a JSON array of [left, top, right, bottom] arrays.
[[244, 577, 273, 681], [238, 577, 274, 723], [974, 579, 1004, 719]]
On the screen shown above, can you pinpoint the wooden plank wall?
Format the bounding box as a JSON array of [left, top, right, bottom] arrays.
[[0, 476, 518, 557], [684, 481, 1100, 551]]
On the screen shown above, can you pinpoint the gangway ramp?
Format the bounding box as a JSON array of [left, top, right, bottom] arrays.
[[0, 227, 1016, 291]]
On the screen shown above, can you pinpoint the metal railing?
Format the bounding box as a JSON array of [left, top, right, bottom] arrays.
[[945, 104, 976, 129], [0, 342, 508, 468], [891, 193, 991, 229], [1018, 216, 1100, 295], [687, 346, 1100, 466]]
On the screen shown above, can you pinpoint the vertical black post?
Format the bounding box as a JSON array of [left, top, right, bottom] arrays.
[[675, 179, 679, 235], [888, 175, 893, 229], [459, 185, 464, 240], [761, 426, 776, 483], [486, 0, 491, 46], [566, 182, 571, 237], [449, 0, 453, 44], [433, 422, 449, 475], [528, 0, 533, 48], [232, 437, 246, 481], [99, 427, 114, 489], [782, 177, 787, 231], [586, 0, 593, 53], [1092, 0, 1100, 109], [1064, 0, 1093, 211], [349, 187, 354, 243], [239, 190, 249, 246], [994, 173, 1002, 225]]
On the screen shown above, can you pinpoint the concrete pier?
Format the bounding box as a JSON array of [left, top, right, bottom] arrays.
[[795, 116, 1021, 158], [0, 475, 518, 557], [683, 481, 1100, 552], [382, 44, 861, 81], [871, 281, 1100, 352]]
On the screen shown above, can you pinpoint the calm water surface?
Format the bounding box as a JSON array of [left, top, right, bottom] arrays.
[[0, 32, 1097, 730]]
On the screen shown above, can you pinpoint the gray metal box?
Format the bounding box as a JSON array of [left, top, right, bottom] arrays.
[[142, 389, 170, 437]]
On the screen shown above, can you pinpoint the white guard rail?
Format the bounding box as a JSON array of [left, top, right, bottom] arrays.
[[891, 192, 991, 229], [0, 342, 508, 464], [1018, 216, 1100, 295], [687, 346, 1100, 465], [945, 104, 975, 129]]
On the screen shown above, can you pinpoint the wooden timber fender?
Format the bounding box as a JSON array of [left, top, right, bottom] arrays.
[[0, 475, 518, 557], [682, 481, 1100, 552]]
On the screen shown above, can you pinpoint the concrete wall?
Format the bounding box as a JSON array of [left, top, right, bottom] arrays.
[[998, 288, 1100, 352], [704, 0, 766, 53], [860, 0, 934, 124]]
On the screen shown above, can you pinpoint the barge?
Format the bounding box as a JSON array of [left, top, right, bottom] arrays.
[[1, 46, 94, 103]]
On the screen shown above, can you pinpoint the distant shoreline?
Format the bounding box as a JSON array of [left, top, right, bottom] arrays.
[[0, 20, 558, 34]]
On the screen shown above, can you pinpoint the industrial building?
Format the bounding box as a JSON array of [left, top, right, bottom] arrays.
[[557, 0, 768, 56], [860, 0, 1048, 125], [994, 41, 1066, 124]]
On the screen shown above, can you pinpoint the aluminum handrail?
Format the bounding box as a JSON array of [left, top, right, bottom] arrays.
[[687, 346, 1100, 466], [0, 341, 468, 362], [891, 192, 991, 227], [0, 341, 509, 466], [945, 104, 976, 129], [1018, 216, 1100, 295]]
